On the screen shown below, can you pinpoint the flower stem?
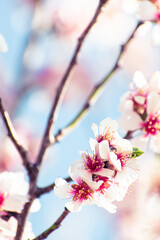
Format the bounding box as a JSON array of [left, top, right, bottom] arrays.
[[32, 208, 70, 240]]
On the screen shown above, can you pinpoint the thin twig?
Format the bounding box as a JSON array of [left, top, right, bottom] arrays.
[[0, 98, 32, 175], [52, 21, 144, 144], [35, 0, 109, 168], [36, 177, 72, 197], [32, 208, 70, 240], [15, 1, 109, 239]]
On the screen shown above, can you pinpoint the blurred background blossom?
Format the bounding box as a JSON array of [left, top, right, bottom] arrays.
[[0, 0, 160, 239]]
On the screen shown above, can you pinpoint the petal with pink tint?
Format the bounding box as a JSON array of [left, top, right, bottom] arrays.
[[2, 194, 28, 213], [109, 152, 122, 171], [118, 111, 142, 131], [134, 96, 145, 105], [68, 159, 83, 182], [78, 169, 103, 190], [147, 92, 160, 115], [99, 140, 110, 159]]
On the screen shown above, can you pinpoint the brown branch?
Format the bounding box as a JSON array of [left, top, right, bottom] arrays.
[[35, 0, 109, 168], [32, 208, 70, 240], [15, 200, 34, 240], [0, 98, 32, 175], [124, 130, 135, 140], [15, 1, 109, 239], [52, 20, 144, 144], [36, 177, 72, 197]]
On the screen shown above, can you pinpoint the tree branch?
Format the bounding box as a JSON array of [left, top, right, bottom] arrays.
[[14, 1, 109, 239], [52, 21, 144, 144], [0, 98, 32, 175], [35, 0, 109, 168], [32, 208, 70, 240]]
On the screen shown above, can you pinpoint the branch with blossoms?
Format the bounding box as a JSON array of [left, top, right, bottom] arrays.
[[32, 118, 143, 240], [0, 0, 160, 240]]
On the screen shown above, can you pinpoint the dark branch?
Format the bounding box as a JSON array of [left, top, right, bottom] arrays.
[[35, 0, 109, 168], [0, 98, 32, 175], [32, 208, 70, 240], [15, 199, 35, 240], [52, 20, 144, 144], [14, 1, 109, 239]]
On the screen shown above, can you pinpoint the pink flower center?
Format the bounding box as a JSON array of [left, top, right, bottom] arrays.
[[116, 153, 129, 168], [97, 127, 116, 143], [130, 91, 148, 115], [141, 114, 160, 136], [84, 154, 104, 173], [155, 11, 160, 20], [71, 181, 94, 203], [93, 175, 112, 194], [0, 192, 6, 208]]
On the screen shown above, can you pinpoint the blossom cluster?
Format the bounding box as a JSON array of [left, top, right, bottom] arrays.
[[0, 172, 37, 239], [54, 118, 143, 213], [119, 71, 160, 153]]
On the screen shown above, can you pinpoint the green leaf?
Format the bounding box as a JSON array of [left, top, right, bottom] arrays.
[[131, 147, 144, 158]]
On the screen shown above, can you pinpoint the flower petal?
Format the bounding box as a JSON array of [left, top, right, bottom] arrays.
[[109, 152, 121, 171], [99, 118, 118, 136], [99, 140, 110, 159], [54, 178, 72, 199], [3, 195, 28, 213], [68, 159, 83, 182], [65, 201, 82, 212], [116, 138, 133, 154], [78, 169, 102, 190], [91, 123, 98, 138], [133, 71, 148, 89], [147, 91, 160, 115], [89, 138, 97, 152], [97, 168, 114, 177], [118, 111, 142, 131], [96, 195, 117, 213], [115, 167, 137, 186]]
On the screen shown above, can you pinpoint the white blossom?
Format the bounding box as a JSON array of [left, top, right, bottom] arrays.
[[54, 118, 142, 213]]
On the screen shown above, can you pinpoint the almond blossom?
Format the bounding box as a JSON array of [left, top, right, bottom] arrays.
[[0, 172, 29, 214], [54, 118, 142, 213], [0, 171, 40, 239], [0, 217, 35, 240], [54, 177, 117, 213], [119, 71, 160, 152]]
